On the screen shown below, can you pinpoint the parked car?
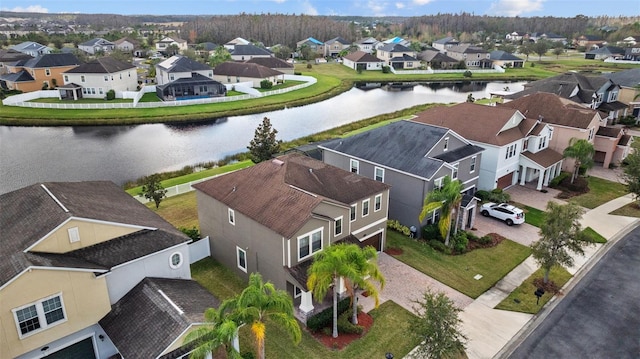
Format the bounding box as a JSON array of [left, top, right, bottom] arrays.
[[480, 202, 525, 226]]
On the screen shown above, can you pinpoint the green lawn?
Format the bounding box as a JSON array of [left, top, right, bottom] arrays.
[[609, 201, 640, 218], [494, 266, 572, 314], [386, 231, 531, 298], [569, 176, 628, 209], [190, 257, 421, 359], [582, 226, 607, 244], [145, 191, 199, 230], [523, 205, 545, 227]]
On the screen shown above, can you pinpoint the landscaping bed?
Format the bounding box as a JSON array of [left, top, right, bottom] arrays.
[[494, 266, 572, 314]]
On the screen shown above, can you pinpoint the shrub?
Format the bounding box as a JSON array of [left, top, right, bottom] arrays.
[[451, 231, 469, 254], [466, 231, 480, 242], [474, 190, 490, 201], [260, 79, 273, 89], [294, 71, 302, 75], [241, 353, 256, 359], [422, 223, 443, 241], [307, 63, 313, 69], [488, 188, 511, 203], [306, 297, 351, 332], [337, 309, 364, 334], [549, 172, 570, 187], [106, 89, 116, 100], [428, 239, 451, 254], [477, 235, 493, 245], [387, 219, 411, 236], [382, 65, 390, 73], [463, 70, 472, 78], [618, 115, 637, 126], [179, 226, 201, 241]]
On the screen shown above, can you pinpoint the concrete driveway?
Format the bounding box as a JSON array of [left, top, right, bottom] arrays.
[[473, 211, 539, 247]]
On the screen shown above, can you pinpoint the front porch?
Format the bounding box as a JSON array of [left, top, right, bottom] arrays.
[[518, 149, 564, 190]]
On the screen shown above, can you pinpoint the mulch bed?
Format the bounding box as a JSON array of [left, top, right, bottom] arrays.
[[310, 311, 374, 350], [533, 278, 563, 295], [466, 232, 506, 251], [384, 247, 403, 255]]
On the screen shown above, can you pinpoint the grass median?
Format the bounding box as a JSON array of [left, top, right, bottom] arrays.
[[494, 266, 572, 314]]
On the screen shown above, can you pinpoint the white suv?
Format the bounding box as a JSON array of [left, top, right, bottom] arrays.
[[480, 202, 525, 226]]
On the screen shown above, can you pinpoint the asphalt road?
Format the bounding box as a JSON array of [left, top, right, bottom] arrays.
[[509, 226, 640, 359]]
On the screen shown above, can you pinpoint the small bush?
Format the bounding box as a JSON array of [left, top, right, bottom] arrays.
[[451, 231, 469, 254], [260, 79, 273, 89], [466, 231, 480, 242], [488, 188, 511, 203], [618, 115, 637, 126], [382, 66, 390, 73], [387, 219, 411, 236], [549, 172, 570, 187], [294, 71, 302, 75], [463, 70, 472, 78], [422, 223, 443, 241], [307, 63, 312, 69], [241, 352, 256, 359], [337, 309, 364, 334], [428, 239, 451, 254], [106, 89, 116, 100], [306, 297, 351, 332], [180, 226, 201, 241], [475, 190, 490, 201]]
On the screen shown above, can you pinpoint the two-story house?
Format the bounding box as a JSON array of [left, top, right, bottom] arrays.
[[431, 37, 459, 51], [78, 38, 116, 55], [60, 57, 137, 99], [193, 153, 390, 318], [0, 53, 80, 92], [212, 61, 284, 88], [414, 102, 564, 191], [319, 120, 484, 232], [574, 35, 605, 49], [444, 44, 493, 69], [156, 35, 189, 55], [296, 37, 325, 58], [375, 43, 419, 69], [324, 37, 351, 57], [223, 37, 251, 51], [230, 44, 273, 61], [155, 55, 226, 100], [603, 68, 640, 120], [0, 181, 219, 359], [355, 37, 379, 53], [10, 41, 52, 57], [113, 37, 139, 53]]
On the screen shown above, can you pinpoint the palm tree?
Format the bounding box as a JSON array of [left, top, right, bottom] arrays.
[[343, 245, 385, 325], [230, 273, 301, 359], [184, 303, 242, 359], [563, 138, 595, 184], [307, 243, 361, 338], [419, 176, 463, 246]]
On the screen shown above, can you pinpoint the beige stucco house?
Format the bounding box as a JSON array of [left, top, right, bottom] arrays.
[[61, 57, 138, 99], [212, 61, 284, 87]]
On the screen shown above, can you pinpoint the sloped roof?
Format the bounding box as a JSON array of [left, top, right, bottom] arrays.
[[198, 42, 218, 51], [114, 37, 139, 46], [501, 92, 599, 129], [158, 55, 212, 73], [419, 50, 458, 63], [64, 57, 134, 74], [586, 46, 624, 55], [245, 57, 294, 69], [19, 53, 80, 68], [193, 153, 389, 238], [231, 44, 272, 56], [79, 38, 114, 47], [100, 278, 219, 359], [343, 51, 383, 63], [508, 72, 610, 104], [320, 120, 482, 180], [447, 44, 488, 54], [0, 181, 186, 288], [0, 70, 34, 82], [10, 41, 51, 53], [389, 54, 418, 62], [521, 148, 564, 168], [602, 68, 640, 88], [377, 43, 413, 53], [301, 37, 324, 45], [326, 36, 350, 45], [357, 37, 378, 45], [213, 61, 282, 78], [383, 36, 406, 44], [0, 48, 33, 62], [433, 37, 457, 44], [490, 50, 524, 61]]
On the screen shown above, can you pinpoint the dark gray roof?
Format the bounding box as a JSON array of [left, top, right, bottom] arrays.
[[160, 55, 212, 73], [433, 37, 458, 44], [79, 38, 114, 47], [490, 50, 524, 61], [603, 68, 640, 88], [326, 36, 350, 45], [389, 54, 418, 62], [0, 49, 33, 62], [64, 57, 134, 74], [231, 44, 272, 56], [586, 46, 624, 55], [0, 181, 186, 288], [320, 120, 480, 180], [213, 61, 282, 78], [378, 43, 413, 53], [198, 42, 218, 51], [100, 278, 220, 359], [157, 73, 224, 89], [343, 51, 383, 63], [245, 56, 294, 69], [507, 72, 609, 104], [0, 70, 34, 82], [19, 53, 80, 68], [434, 144, 485, 163]]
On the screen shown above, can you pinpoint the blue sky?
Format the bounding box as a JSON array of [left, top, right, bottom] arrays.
[[0, 0, 637, 17]]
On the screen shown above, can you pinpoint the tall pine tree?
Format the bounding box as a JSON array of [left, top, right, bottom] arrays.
[[247, 117, 281, 163]]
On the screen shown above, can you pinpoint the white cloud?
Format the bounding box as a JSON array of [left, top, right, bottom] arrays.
[[300, 0, 318, 15], [395, 2, 405, 9], [487, 0, 545, 16], [2, 5, 48, 13], [412, 0, 434, 5], [271, 0, 286, 3], [366, 0, 389, 16]]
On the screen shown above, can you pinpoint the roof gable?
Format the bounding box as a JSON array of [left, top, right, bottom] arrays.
[[213, 61, 282, 78], [21, 53, 80, 68], [64, 57, 135, 74], [158, 55, 212, 72], [501, 92, 600, 129]]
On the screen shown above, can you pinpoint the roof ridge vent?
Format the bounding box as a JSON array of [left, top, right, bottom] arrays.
[[272, 159, 284, 166], [40, 184, 69, 213]]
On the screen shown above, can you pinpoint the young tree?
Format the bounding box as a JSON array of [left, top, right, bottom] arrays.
[[531, 202, 591, 283], [184, 304, 242, 359], [419, 176, 463, 246], [410, 289, 467, 359], [519, 42, 532, 60], [532, 40, 550, 60], [247, 117, 282, 163], [552, 43, 565, 58], [563, 138, 595, 184], [343, 245, 385, 325], [208, 46, 231, 67], [621, 140, 640, 205], [139, 174, 168, 208]]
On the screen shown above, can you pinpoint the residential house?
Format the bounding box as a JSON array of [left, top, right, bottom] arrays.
[[0, 53, 80, 92], [584, 46, 625, 60], [355, 37, 379, 53], [10, 41, 52, 57], [489, 50, 525, 68], [376, 43, 419, 69], [342, 51, 384, 71], [529, 32, 567, 44], [60, 57, 137, 100], [319, 120, 484, 232], [324, 36, 351, 57], [156, 35, 188, 54], [574, 34, 605, 49], [0, 181, 217, 359], [230, 44, 273, 61], [78, 38, 116, 55], [418, 49, 459, 69], [212, 61, 284, 87], [431, 36, 459, 51], [381, 36, 411, 48], [113, 37, 139, 53], [505, 31, 527, 42], [619, 35, 640, 46], [501, 92, 629, 169], [0, 48, 32, 75], [195, 42, 219, 57], [155, 55, 225, 100], [414, 102, 564, 191], [223, 37, 251, 51], [245, 57, 294, 74], [445, 44, 493, 69], [506, 72, 628, 122], [193, 153, 391, 318], [296, 37, 325, 57], [623, 46, 640, 62], [603, 68, 640, 120]]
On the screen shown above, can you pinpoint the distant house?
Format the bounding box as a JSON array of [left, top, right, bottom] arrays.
[[623, 46, 640, 62], [380, 36, 411, 48], [78, 38, 116, 55], [155, 55, 225, 101], [320, 120, 484, 232], [60, 57, 137, 99], [113, 37, 139, 53], [296, 37, 325, 57], [584, 46, 625, 60], [230, 44, 273, 61], [529, 32, 567, 44], [355, 37, 379, 53], [505, 31, 527, 42], [619, 35, 640, 46], [10, 41, 52, 57], [195, 41, 218, 57], [376, 43, 419, 69], [245, 57, 294, 74], [418, 49, 459, 69], [0, 49, 32, 75], [445, 44, 492, 69], [0, 53, 80, 92], [213, 61, 284, 87], [193, 153, 390, 318], [490, 50, 525, 68], [431, 36, 459, 51], [342, 51, 384, 71], [156, 35, 188, 54], [602, 68, 640, 120], [223, 37, 251, 51], [324, 36, 351, 57], [574, 34, 604, 49], [414, 103, 564, 191]]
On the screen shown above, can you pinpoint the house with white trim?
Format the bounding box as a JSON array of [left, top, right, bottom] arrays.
[[61, 57, 138, 99]]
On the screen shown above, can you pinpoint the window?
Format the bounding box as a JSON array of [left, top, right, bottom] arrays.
[[64, 75, 68, 82], [294, 286, 302, 298], [350, 159, 359, 174], [452, 163, 459, 179], [334, 216, 343, 236], [13, 294, 66, 338], [236, 247, 247, 272], [104, 75, 109, 81], [169, 252, 183, 269], [81, 75, 85, 82], [298, 229, 322, 260], [538, 136, 547, 149], [228, 208, 235, 225], [45, 68, 50, 76], [362, 199, 370, 217], [588, 127, 595, 141], [374, 194, 382, 212], [67, 227, 80, 243], [374, 167, 384, 182], [170, 74, 175, 81], [443, 137, 449, 151], [505, 144, 517, 159], [470, 156, 476, 173], [434, 177, 443, 190], [350, 204, 357, 222]]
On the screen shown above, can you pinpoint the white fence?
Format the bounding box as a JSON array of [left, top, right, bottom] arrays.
[[189, 236, 211, 264], [604, 58, 640, 64], [2, 90, 59, 104], [390, 65, 505, 75]]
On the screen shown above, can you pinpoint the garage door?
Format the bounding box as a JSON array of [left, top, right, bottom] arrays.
[[360, 232, 382, 251], [497, 172, 514, 189]]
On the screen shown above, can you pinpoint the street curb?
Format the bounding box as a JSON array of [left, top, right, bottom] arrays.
[[493, 219, 640, 359]]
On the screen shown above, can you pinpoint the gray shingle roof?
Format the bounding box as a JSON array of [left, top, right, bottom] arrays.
[[0, 49, 33, 62], [19, 53, 80, 68], [0, 70, 34, 82], [245, 56, 294, 69], [603, 68, 640, 88], [64, 57, 134, 74], [79, 38, 114, 47], [213, 61, 283, 78], [378, 43, 413, 53], [100, 278, 220, 359], [158, 55, 212, 73], [231, 44, 273, 56], [490, 50, 524, 61], [343, 51, 383, 63]]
